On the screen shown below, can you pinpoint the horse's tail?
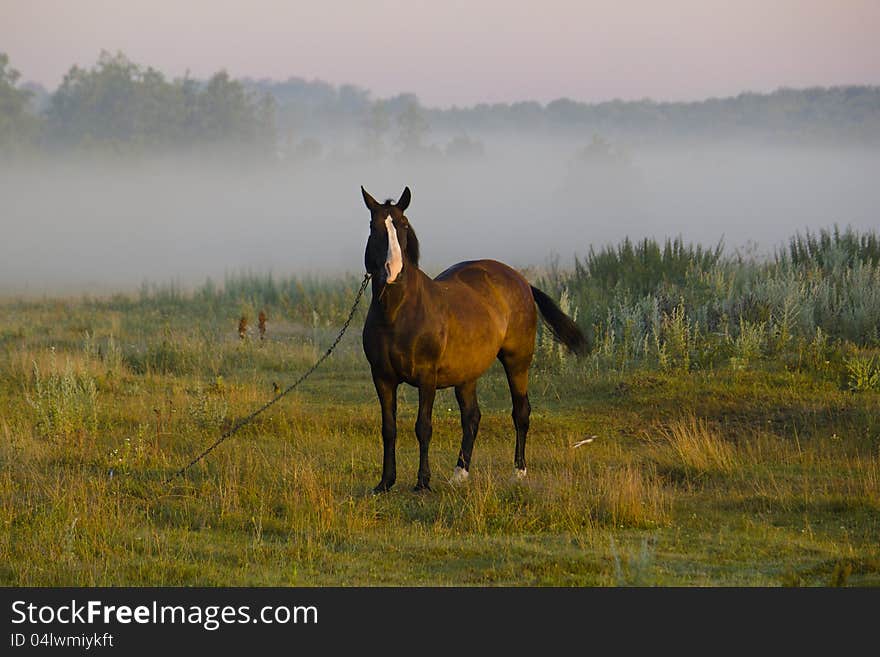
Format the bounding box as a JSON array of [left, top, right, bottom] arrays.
[[530, 286, 588, 356]]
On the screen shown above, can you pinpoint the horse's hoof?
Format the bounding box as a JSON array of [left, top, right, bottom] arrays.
[[372, 482, 394, 494], [512, 467, 528, 482], [413, 483, 432, 493], [450, 466, 470, 485]]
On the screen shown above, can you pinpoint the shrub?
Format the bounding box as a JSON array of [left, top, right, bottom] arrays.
[[27, 357, 98, 441]]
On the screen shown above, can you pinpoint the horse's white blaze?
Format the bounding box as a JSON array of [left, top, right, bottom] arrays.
[[450, 466, 469, 484], [384, 215, 403, 283]]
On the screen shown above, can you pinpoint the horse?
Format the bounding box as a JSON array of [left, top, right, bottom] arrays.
[[361, 186, 587, 492]]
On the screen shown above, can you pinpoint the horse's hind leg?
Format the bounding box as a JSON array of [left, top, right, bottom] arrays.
[[452, 380, 481, 483], [499, 352, 531, 478]]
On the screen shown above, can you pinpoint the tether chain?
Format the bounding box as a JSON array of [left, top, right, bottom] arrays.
[[171, 273, 372, 481]]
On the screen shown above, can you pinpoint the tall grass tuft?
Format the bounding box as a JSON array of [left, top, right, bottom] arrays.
[[656, 416, 739, 479], [594, 463, 670, 528], [578, 236, 724, 297], [26, 356, 99, 442], [844, 353, 880, 392], [780, 225, 880, 270]]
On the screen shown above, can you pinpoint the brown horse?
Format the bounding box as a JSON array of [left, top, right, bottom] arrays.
[[361, 186, 586, 492]]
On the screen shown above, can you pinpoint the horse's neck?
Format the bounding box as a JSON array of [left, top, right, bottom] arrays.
[[374, 265, 431, 324]]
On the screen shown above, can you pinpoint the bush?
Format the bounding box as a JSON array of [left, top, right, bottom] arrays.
[[27, 357, 98, 441]]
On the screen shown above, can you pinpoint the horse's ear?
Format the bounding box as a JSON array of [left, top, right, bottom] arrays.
[[361, 186, 380, 212], [396, 186, 411, 212]]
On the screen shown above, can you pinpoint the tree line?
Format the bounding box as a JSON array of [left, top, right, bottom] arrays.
[[2, 50, 878, 162]]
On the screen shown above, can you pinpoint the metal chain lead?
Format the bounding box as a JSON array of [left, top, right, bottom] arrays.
[[171, 273, 371, 481]]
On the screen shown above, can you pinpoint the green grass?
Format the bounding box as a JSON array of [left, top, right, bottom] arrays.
[[2, 232, 879, 586]]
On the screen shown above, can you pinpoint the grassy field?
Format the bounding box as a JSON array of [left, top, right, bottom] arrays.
[[1, 228, 879, 586]]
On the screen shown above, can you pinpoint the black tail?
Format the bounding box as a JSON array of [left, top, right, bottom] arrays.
[[531, 286, 588, 356]]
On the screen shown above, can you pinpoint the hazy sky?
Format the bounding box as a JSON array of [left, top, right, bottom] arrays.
[[3, 0, 879, 106]]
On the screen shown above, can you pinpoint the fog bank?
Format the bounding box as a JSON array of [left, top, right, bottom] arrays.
[[2, 141, 878, 294]]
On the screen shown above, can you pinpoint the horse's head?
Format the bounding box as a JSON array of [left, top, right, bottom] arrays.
[[361, 186, 419, 285]]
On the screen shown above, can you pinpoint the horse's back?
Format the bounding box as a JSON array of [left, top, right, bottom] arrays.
[[435, 259, 531, 299]]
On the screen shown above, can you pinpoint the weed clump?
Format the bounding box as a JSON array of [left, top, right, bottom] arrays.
[[26, 356, 98, 442]]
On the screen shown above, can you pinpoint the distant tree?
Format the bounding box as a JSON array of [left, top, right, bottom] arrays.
[[46, 51, 182, 151], [290, 136, 323, 162], [444, 134, 485, 160], [179, 73, 201, 140], [563, 134, 642, 206], [20, 81, 50, 113], [395, 99, 430, 157], [191, 71, 276, 153], [508, 101, 544, 130], [572, 135, 630, 168], [256, 92, 277, 153], [0, 53, 40, 156], [361, 100, 390, 158], [195, 71, 257, 142], [337, 84, 371, 116]]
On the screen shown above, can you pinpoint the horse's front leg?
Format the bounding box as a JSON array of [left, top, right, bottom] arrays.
[[414, 383, 436, 491], [373, 376, 398, 493]]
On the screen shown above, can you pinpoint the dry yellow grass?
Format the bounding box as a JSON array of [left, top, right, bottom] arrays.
[[656, 415, 740, 477], [593, 462, 671, 528]]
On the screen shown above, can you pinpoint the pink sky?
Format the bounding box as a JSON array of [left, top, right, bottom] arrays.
[[3, 0, 879, 106]]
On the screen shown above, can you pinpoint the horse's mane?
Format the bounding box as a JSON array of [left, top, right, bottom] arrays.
[[406, 225, 420, 267]]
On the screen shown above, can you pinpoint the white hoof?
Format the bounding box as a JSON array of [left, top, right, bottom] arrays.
[[513, 467, 528, 481], [450, 466, 470, 485]]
